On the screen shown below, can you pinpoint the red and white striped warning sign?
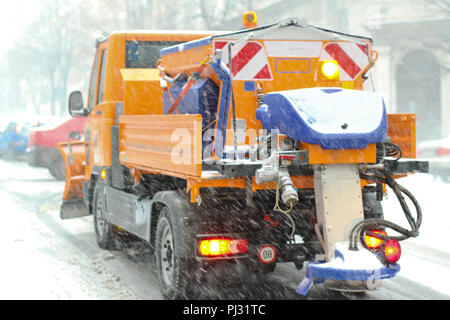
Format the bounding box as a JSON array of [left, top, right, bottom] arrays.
[[319, 42, 370, 81], [213, 40, 272, 81]]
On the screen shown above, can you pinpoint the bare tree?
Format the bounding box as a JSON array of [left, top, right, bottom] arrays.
[[3, 0, 130, 116]]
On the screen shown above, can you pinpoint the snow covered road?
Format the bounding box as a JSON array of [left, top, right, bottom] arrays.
[[0, 158, 448, 300]]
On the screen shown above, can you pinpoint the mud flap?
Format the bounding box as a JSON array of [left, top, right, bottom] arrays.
[[313, 164, 364, 260], [60, 198, 90, 219]]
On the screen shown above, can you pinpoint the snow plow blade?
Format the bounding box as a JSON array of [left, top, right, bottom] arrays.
[[57, 141, 90, 219], [296, 243, 400, 295]]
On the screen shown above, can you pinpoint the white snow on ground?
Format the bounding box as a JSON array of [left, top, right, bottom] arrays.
[[0, 160, 142, 300], [381, 173, 450, 297], [0, 158, 449, 299]]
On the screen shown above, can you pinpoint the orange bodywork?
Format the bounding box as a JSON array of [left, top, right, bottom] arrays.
[[160, 39, 374, 147], [301, 143, 377, 165], [387, 113, 416, 159], [62, 27, 417, 204], [119, 114, 203, 177]]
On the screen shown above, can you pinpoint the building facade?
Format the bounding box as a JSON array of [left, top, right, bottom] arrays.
[[217, 0, 450, 142]]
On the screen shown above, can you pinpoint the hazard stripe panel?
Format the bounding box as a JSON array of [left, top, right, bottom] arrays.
[[325, 43, 361, 79], [213, 40, 272, 81], [320, 42, 370, 81], [213, 40, 370, 82]]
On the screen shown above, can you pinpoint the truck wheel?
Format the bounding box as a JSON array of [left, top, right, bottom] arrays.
[[155, 206, 196, 299], [93, 183, 118, 250], [48, 155, 66, 180]]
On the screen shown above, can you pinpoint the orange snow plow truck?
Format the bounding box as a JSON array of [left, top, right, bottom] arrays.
[[58, 14, 428, 299]]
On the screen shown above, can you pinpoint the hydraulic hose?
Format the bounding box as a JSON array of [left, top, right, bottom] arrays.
[[349, 170, 422, 250]]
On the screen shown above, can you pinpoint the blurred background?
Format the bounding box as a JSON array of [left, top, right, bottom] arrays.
[[0, 0, 449, 144]]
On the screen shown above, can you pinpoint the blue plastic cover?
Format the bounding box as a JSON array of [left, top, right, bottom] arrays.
[[163, 78, 219, 129], [296, 245, 400, 295], [256, 87, 388, 149]]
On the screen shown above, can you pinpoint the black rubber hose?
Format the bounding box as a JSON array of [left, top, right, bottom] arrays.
[[349, 171, 422, 250]]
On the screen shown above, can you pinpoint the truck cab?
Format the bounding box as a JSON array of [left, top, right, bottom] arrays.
[[59, 30, 217, 214]]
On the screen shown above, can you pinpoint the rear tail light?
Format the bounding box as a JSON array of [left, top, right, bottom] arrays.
[[279, 154, 296, 161], [437, 147, 450, 156], [362, 229, 402, 264], [364, 230, 387, 250], [381, 239, 401, 264], [198, 238, 248, 257]]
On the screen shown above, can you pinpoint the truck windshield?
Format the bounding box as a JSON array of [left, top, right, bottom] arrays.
[[126, 41, 182, 68]]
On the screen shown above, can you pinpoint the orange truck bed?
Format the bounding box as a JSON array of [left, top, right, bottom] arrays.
[[119, 114, 203, 177]]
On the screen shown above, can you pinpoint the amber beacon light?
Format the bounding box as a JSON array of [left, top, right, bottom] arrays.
[[243, 11, 258, 29]]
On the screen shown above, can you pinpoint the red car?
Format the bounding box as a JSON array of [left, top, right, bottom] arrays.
[[27, 117, 86, 180]]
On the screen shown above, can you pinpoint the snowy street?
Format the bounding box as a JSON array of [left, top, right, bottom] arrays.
[[0, 158, 448, 300]]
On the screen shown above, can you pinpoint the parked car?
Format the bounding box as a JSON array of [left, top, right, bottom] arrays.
[[417, 136, 450, 182], [27, 117, 86, 180], [0, 121, 33, 158]]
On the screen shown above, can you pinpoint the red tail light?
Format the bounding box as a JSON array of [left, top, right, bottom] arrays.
[[437, 147, 450, 157], [198, 238, 247, 257], [279, 154, 296, 161], [364, 230, 387, 250], [382, 239, 401, 264]]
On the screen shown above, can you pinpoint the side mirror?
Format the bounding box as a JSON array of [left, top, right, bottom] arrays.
[[68, 91, 88, 117], [69, 131, 81, 140]]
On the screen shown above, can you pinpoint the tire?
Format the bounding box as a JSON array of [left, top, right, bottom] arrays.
[[4, 144, 16, 160], [48, 154, 66, 180], [155, 206, 197, 299], [26, 150, 38, 167], [93, 183, 118, 250]]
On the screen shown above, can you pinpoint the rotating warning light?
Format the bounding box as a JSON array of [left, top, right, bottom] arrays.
[[319, 60, 339, 81], [243, 11, 257, 29]]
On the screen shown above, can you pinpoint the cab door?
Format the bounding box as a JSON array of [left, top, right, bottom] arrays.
[[85, 44, 109, 178]]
